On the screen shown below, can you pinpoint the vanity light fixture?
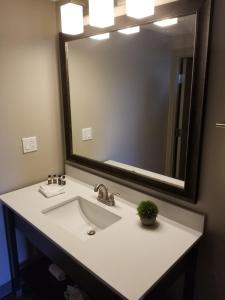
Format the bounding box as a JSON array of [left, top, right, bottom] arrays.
[[60, 3, 84, 35], [89, 0, 114, 28], [126, 0, 155, 19], [154, 18, 178, 27], [90, 33, 110, 40], [118, 26, 140, 35]]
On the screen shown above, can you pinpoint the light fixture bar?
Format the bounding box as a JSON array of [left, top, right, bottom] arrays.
[[89, 0, 114, 28], [60, 3, 84, 35], [154, 18, 178, 27], [126, 0, 155, 19], [90, 33, 110, 40], [118, 26, 140, 35]]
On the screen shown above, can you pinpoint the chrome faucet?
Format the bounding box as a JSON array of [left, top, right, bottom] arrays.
[[94, 184, 119, 206]]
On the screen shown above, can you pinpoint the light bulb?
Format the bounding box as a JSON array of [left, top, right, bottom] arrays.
[[89, 0, 114, 28], [60, 3, 84, 35], [126, 0, 155, 19]]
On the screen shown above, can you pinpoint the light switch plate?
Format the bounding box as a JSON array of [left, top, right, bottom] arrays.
[[82, 128, 93, 141], [22, 137, 38, 154]]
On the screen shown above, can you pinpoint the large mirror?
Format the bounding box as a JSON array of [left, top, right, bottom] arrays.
[[60, 0, 211, 202]]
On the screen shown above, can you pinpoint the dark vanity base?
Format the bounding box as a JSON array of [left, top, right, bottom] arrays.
[[3, 258, 67, 300], [3, 205, 199, 300]]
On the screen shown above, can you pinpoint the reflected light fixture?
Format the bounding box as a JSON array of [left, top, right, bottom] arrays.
[[126, 0, 155, 19], [89, 0, 114, 28], [154, 18, 178, 27], [90, 33, 110, 40], [118, 26, 140, 35], [60, 3, 84, 35]]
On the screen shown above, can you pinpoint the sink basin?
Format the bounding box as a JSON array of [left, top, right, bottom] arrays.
[[42, 196, 121, 241]]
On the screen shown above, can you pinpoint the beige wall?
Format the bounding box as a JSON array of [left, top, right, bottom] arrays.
[[0, 0, 63, 288], [193, 1, 225, 298], [0, 0, 64, 194], [68, 29, 171, 174]]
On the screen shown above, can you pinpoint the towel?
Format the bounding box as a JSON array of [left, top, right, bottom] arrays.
[[39, 184, 65, 198], [48, 264, 66, 281], [64, 286, 84, 300]]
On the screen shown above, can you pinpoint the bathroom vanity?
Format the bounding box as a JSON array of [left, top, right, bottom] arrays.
[[1, 0, 212, 299], [1, 176, 204, 300]]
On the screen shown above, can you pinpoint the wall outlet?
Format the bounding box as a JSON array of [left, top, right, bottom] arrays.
[[82, 128, 93, 141], [22, 137, 38, 154]]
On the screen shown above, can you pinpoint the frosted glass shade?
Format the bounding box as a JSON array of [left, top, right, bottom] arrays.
[[60, 3, 84, 35], [90, 33, 110, 40], [118, 26, 140, 35], [126, 0, 155, 19], [89, 0, 114, 28], [154, 18, 178, 27]]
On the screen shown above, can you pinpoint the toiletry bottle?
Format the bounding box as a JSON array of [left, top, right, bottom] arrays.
[[48, 175, 52, 185], [58, 175, 62, 185], [62, 175, 66, 185], [53, 174, 57, 184]]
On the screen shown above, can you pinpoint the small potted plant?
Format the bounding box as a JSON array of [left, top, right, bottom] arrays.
[[137, 200, 159, 226]]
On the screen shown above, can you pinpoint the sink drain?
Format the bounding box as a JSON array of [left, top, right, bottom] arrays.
[[87, 229, 96, 236]]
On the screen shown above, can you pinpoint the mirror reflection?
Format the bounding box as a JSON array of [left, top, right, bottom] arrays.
[[67, 14, 196, 188]]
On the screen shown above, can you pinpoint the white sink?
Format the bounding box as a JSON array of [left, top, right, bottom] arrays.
[[42, 196, 121, 241]]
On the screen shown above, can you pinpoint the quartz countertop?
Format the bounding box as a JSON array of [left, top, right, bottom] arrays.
[[0, 176, 203, 300]]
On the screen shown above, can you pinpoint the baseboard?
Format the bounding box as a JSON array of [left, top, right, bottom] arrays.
[[0, 281, 12, 299]]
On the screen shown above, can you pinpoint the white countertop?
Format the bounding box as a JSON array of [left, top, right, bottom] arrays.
[[0, 177, 203, 300]]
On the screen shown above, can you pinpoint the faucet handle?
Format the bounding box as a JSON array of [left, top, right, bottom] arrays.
[[109, 192, 120, 202], [94, 184, 98, 192]]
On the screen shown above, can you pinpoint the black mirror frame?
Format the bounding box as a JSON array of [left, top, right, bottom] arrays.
[[59, 0, 212, 203]]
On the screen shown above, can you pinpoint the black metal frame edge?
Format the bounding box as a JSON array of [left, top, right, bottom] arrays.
[[59, 0, 212, 203]]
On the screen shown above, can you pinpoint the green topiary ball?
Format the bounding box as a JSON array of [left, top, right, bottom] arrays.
[[137, 201, 159, 219]]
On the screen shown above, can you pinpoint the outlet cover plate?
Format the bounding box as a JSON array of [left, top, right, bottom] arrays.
[[82, 128, 93, 141], [22, 137, 38, 154]]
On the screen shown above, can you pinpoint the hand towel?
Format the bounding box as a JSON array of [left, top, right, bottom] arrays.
[[39, 184, 65, 198], [48, 264, 66, 281]]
